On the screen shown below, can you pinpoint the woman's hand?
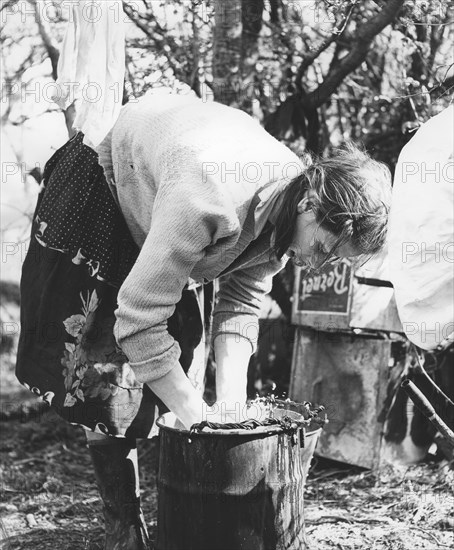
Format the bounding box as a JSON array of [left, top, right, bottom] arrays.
[[149, 332, 260, 430], [147, 365, 207, 430]]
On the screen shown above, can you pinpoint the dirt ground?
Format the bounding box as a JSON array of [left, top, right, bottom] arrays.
[[1, 298, 453, 550], [1, 403, 453, 550]]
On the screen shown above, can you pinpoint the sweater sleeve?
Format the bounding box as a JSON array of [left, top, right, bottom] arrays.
[[115, 171, 240, 384], [211, 253, 288, 354]]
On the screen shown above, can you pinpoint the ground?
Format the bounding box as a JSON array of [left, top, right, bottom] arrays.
[[1, 298, 453, 550], [1, 405, 453, 550]]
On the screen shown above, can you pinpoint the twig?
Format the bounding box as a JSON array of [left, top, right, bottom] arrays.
[[402, 380, 454, 445], [411, 525, 452, 548], [15, 457, 46, 466], [306, 514, 354, 525], [310, 469, 355, 481], [412, 346, 454, 410]]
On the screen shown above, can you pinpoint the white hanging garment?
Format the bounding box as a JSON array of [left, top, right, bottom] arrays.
[[52, 0, 125, 148], [388, 105, 454, 350]]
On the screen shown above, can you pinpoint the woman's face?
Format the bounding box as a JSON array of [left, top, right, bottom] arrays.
[[286, 190, 360, 270]]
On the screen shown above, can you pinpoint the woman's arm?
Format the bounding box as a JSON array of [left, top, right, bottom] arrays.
[[212, 254, 287, 415], [214, 333, 251, 410], [114, 174, 240, 427]]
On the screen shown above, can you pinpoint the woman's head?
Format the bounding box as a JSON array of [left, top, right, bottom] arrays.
[[273, 143, 392, 270]]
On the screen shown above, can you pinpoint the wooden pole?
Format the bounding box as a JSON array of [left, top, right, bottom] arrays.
[[412, 347, 454, 410], [402, 379, 454, 446]]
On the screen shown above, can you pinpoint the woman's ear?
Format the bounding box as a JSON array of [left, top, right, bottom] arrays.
[[297, 190, 317, 214]]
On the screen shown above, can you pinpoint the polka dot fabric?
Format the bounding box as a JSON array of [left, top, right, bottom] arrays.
[[35, 132, 139, 287]]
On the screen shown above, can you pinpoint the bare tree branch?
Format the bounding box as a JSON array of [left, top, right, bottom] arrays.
[[0, 0, 19, 13], [189, 1, 201, 97], [122, 1, 180, 78], [29, 0, 60, 80], [427, 8, 452, 77], [1, 50, 35, 124], [429, 72, 454, 101], [306, 0, 406, 109], [296, 0, 358, 91]]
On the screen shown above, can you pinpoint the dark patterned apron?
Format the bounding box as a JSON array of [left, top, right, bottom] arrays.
[[16, 132, 213, 439]]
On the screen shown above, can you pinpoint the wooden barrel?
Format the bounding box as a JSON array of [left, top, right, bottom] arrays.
[[156, 412, 321, 550]]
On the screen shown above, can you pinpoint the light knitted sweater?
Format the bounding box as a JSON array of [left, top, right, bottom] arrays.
[[96, 92, 304, 384]]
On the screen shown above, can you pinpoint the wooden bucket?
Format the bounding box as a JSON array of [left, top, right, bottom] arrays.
[[156, 411, 321, 550]]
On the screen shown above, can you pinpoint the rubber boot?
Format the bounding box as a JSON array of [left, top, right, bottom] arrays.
[[87, 438, 150, 550]]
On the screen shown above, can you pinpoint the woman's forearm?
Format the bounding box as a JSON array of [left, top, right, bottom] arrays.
[[214, 333, 253, 409]]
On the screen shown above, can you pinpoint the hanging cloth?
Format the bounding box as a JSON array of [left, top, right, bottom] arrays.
[[388, 105, 454, 351], [52, 0, 125, 148]]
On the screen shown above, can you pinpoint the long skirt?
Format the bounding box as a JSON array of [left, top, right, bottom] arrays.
[[16, 133, 213, 439]]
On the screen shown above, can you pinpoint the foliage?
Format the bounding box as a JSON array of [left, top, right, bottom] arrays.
[[2, 1, 453, 164]]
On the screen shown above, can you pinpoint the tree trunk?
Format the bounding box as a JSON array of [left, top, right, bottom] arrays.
[[240, 0, 264, 113], [212, 0, 242, 105]]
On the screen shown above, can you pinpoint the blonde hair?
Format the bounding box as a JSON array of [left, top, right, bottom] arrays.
[[273, 143, 392, 259]]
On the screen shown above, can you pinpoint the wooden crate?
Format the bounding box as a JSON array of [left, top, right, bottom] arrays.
[[289, 253, 402, 468], [289, 329, 391, 469]]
